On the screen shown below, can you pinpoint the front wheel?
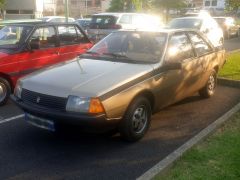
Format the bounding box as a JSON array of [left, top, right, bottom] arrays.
[[199, 70, 217, 98], [119, 97, 152, 142], [0, 78, 11, 106]]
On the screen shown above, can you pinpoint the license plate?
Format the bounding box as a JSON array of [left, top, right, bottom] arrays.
[[25, 113, 55, 132]]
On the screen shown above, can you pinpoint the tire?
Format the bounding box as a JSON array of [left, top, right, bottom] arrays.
[[225, 31, 230, 39], [119, 97, 152, 142], [199, 70, 217, 98], [0, 78, 11, 106], [237, 29, 240, 37]]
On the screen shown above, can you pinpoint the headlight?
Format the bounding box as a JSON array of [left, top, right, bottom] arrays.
[[14, 81, 22, 99], [66, 96, 105, 114]]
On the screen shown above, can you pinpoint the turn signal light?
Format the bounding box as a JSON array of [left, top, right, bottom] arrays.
[[89, 98, 105, 114]]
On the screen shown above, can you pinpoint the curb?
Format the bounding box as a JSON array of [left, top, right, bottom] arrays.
[[137, 101, 240, 180], [227, 49, 240, 55], [218, 77, 240, 88]]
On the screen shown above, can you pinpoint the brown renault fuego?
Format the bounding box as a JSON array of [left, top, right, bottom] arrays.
[[12, 29, 226, 141]]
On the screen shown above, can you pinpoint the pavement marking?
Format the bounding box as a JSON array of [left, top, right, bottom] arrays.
[[137, 101, 240, 180], [0, 114, 24, 125]]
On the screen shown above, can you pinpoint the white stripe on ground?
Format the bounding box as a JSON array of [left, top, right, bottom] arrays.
[[0, 114, 24, 124], [137, 101, 240, 180]]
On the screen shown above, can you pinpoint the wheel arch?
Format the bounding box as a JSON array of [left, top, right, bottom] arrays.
[[0, 73, 13, 92], [128, 90, 155, 114]]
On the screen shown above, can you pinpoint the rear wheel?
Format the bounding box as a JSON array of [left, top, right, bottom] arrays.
[[199, 70, 217, 98], [119, 97, 151, 142], [0, 78, 11, 106]]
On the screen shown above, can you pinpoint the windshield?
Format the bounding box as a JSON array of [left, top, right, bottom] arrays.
[[169, 18, 202, 29], [84, 31, 167, 63], [90, 15, 118, 29], [0, 25, 32, 49]]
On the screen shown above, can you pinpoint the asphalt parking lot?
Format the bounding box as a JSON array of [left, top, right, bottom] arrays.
[[0, 85, 240, 179]]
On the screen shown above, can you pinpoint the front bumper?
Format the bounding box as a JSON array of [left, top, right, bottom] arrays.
[[11, 95, 120, 132]]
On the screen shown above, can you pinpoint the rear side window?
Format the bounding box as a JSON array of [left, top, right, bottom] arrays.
[[30, 26, 56, 49], [90, 15, 118, 29], [58, 26, 78, 45], [188, 32, 212, 56]]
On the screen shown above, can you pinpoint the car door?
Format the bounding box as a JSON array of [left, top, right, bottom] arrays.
[[188, 32, 216, 88], [18, 25, 60, 77], [154, 32, 198, 109], [57, 25, 92, 61]]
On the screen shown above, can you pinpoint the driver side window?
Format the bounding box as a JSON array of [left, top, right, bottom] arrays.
[[166, 33, 194, 63], [29, 26, 57, 49]]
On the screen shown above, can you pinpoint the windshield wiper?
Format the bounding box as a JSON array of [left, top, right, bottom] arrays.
[[84, 51, 100, 55], [102, 52, 130, 59]]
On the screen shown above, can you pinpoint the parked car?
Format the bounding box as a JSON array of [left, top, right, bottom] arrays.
[[168, 16, 224, 47], [12, 29, 226, 141], [0, 22, 93, 105], [76, 18, 91, 31], [39, 16, 75, 23], [213, 17, 240, 39], [88, 13, 163, 42]]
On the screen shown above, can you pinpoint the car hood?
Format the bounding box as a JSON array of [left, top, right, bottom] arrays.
[[21, 58, 154, 98]]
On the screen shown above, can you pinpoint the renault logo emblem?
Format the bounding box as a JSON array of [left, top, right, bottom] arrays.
[[36, 97, 41, 103]]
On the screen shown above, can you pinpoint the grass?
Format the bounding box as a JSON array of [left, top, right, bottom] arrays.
[[155, 111, 240, 180], [219, 51, 240, 80]]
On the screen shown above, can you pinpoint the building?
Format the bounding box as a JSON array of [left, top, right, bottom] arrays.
[[56, 0, 108, 18], [4, 0, 44, 19], [203, 0, 225, 10]]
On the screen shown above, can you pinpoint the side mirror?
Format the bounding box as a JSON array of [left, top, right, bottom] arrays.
[[29, 38, 40, 50], [162, 62, 182, 71]]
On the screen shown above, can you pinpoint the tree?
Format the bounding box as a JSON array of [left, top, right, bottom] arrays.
[[107, 0, 153, 12], [0, 0, 5, 19], [225, 0, 240, 11], [153, 0, 187, 22], [107, 0, 125, 12]]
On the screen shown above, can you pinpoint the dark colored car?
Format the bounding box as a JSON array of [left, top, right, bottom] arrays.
[[12, 29, 226, 141], [214, 17, 240, 39], [76, 18, 91, 31], [0, 22, 93, 105]]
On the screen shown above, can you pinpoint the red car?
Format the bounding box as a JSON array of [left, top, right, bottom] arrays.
[[0, 22, 93, 105]]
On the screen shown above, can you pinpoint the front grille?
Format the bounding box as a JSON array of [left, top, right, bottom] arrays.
[[21, 89, 67, 112]]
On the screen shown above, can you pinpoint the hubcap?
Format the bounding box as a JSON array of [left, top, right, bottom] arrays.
[[0, 83, 7, 102], [208, 74, 215, 93], [132, 105, 148, 134]]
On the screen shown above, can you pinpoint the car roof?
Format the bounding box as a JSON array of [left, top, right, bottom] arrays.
[[1, 21, 80, 27], [173, 16, 202, 20], [42, 16, 74, 19], [92, 12, 149, 16], [116, 28, 201, 34]]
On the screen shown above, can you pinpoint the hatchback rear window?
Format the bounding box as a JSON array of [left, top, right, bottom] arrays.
[[169, 18, 202, 29], [90, 15, 118, 29]]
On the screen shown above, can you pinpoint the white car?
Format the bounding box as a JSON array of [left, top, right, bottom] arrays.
[[39, 16, 75, 23], [88, 13, 163, 41], [168, 16, 224, 47]]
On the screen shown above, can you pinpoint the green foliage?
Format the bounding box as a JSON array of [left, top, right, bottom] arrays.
[[219, 52, 240, 80], [153, 0, 187, 10], [107, 0, 154, 12], [107, 0, 125, 12], [225, 0, 240, 11]]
